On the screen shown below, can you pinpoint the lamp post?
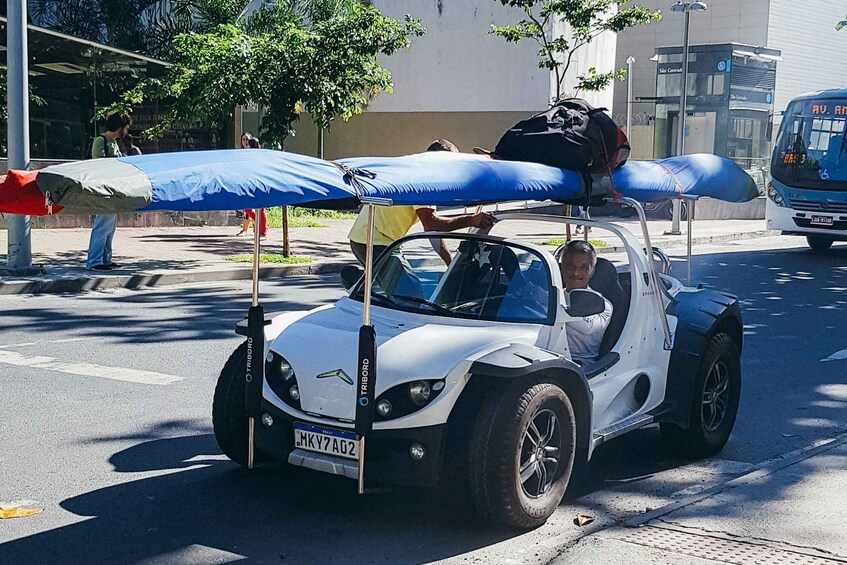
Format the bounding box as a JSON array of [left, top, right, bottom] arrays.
[[668, 0, 707, 235], [4, 0, 34, 273], [625, 56, 636, 138]]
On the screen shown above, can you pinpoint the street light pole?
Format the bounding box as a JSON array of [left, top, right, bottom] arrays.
[[5, 0, 34, 272], [626, 56, 636, 138], [668, 0, 707, 235]]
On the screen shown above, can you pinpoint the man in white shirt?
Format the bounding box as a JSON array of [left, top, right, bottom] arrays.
[[560, 240, 613, 364]]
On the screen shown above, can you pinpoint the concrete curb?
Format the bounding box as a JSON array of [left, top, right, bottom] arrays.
[[0, 261, 349, 296], [0, 229, 777, 296]]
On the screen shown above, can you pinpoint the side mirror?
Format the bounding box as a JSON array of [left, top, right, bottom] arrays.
[[340, 265, 364, 291], [566, 289, 605, 317]]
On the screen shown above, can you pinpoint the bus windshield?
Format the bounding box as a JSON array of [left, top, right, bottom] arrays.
[[772, 98, 847, 191]]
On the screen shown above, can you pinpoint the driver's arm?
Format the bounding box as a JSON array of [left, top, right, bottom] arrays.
[[416, 207, 495, 233], [429, 237, 452, 265], [567, 297, 613, 337]]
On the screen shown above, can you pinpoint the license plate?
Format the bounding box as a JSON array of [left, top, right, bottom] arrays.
[[811, 215, 834, 226], [294, 422, 358, 460]]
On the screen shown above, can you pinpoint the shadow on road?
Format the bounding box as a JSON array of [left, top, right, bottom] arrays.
[[0, 431, 518, 565], [0, 275, 344, 345]]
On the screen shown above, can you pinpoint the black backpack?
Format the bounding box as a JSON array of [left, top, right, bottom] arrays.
[[489, 98, 630, 174]]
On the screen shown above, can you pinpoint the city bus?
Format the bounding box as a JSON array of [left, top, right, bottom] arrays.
[[767, 89, 847, 250]]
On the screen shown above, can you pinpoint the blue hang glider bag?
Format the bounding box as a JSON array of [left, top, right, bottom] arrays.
[[33, 149, 758, 214]]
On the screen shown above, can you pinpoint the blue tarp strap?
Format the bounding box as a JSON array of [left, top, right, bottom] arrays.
[[331, 161, 376, 199]]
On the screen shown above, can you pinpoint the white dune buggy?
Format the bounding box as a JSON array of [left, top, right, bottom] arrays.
[[214, 209, 743, 529]]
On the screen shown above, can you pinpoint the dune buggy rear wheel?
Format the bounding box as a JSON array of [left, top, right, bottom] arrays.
[[468, 380, 576, 529], [661, 332, 741, 458]]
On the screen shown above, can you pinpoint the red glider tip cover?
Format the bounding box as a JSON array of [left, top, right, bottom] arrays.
[[0, 169, 62, 216]]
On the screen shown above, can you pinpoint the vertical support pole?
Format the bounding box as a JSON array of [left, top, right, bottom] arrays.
[[626, 56, 636, 139], [6, 0, 32, 270], [355, 204, 377, 494], [246, 207, 263, 470], [687, 199, 696, 285], [670, 9, 691, 236]]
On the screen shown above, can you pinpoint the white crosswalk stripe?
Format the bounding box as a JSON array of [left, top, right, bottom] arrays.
[[0, 350, 183, 385]]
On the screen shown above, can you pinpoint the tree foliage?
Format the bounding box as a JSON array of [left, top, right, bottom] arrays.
[[491, 0, 661, 100], [102, 1, 423, 145]]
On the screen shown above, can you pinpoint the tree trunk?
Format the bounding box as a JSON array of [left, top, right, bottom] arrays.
[[282, 206, 290, 257]]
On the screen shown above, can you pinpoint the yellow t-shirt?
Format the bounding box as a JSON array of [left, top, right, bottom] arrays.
[[348, 205, 425, 246]]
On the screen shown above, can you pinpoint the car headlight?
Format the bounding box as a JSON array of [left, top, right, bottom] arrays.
[[374, 379, 446, 421], [408, 380, 432, 407], [767, 183, 785, 207], [266, 351, 300, 410]]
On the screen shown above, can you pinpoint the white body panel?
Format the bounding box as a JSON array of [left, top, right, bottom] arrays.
[[262, 222, 679, 447]]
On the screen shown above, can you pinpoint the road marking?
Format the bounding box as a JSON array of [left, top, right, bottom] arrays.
[[822, 347, 847, 362], [0, 350, 183, 386], [0, 337, 95, 349]]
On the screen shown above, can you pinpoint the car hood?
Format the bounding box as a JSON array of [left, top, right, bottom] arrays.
[[268, 297, 542, 420]]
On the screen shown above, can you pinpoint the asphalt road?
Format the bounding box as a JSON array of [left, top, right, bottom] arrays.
[[1, 235, 845, 565]]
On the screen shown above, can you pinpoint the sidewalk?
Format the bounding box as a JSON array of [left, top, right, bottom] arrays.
[[554, 433, 847, 564], [0, 216, 774, 295]]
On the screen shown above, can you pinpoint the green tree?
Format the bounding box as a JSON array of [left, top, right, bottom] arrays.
[[491, 0, 661, 100], [108, 1, 423, 144]]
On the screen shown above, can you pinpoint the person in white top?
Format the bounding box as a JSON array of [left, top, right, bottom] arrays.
[[560, 240, 613, 364]]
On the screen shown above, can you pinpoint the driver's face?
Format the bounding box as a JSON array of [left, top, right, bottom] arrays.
[[561, 250, 594, 291]]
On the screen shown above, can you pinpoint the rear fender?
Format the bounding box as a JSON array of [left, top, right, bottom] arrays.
[[654, 289, 743, 428]]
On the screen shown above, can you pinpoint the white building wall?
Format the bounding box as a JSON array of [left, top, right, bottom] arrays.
[[552, 15, 618, 110], [365, 0, 550, 112], [767, 0, 847, 115]]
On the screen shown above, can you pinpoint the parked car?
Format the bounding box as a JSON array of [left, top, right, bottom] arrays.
[[214, 213, 743, 529]]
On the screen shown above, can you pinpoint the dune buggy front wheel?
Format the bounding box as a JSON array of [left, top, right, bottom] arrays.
[[469, 380, 576, 529]]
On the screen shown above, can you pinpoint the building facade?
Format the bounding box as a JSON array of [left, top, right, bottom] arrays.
[[285, 0, 618, 158], [613, 0, 847, 160]]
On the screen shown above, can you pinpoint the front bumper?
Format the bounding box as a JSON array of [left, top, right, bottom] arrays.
[[255, 401, 448, 487]]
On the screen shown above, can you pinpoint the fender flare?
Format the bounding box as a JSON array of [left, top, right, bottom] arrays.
[[654, 289, 743, 428], [468, 344, 594, 461]]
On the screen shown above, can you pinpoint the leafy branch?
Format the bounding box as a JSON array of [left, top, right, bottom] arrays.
[[491, 0, 661, 100]]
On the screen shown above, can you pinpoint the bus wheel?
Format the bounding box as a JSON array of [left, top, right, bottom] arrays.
[[806, 235, 834, 252]]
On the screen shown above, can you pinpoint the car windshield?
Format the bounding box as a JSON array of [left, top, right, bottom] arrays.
[[772, 98, 847, 191], [351, 235, 554, 324]]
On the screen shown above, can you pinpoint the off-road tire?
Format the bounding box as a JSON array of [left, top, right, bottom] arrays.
[[213, 342, 254, 466], [468, 380, 576, 529], [807, 234, 834, 252], [661, 332, 741, 458]]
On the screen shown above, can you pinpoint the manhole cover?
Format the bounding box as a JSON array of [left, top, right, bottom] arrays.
[[608, 526, 847, 564]]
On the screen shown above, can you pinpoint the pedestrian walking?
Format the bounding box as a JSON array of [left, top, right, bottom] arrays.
[[87, 112, 131, 271], [236, 133, 267, 238]]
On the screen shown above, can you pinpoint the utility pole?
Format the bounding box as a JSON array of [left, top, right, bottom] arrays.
[[4, 0, 39, 273]]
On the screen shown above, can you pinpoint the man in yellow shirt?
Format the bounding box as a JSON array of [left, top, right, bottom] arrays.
[[348, 140, 495, 266]]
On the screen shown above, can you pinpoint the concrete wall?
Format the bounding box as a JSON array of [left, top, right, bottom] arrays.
[[366, 0, 550, 113], [613, 0, 770, 126], [285, 111, 531, 159], [767, 0, 847, 117]]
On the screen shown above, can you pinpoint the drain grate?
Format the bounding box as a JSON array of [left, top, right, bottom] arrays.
[[608, 526, 847, 564]]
